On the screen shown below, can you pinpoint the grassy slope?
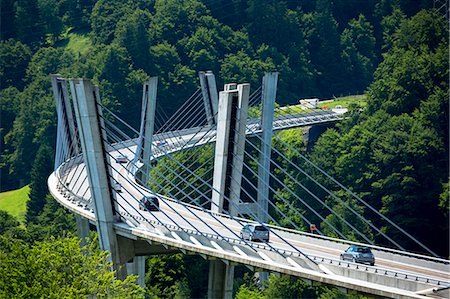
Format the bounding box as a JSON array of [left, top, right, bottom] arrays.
[[0, 185, 29, 223], [56, 29, 92, 56], [275, 94, 368, 116], [65, 32, 92, 56], [318, 95, 368, 109]]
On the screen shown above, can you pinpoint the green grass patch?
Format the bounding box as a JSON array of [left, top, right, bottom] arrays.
[[56, 28, 92, 56], [274, 94, 368, 116], [0, 185, 29, 223], [318, 95, 368, 109]]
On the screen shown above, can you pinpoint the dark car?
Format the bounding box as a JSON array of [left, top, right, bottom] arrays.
[[240, 224, 269, 242], [340, 245, 375, 266], [139, 195, 159, 211], [115, 155, 128, 163]]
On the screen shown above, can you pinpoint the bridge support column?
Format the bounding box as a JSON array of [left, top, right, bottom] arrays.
[[256, 72, 278, 286], [135, 77, 158, 184], [208, 260, 234, 299], [199, 71, 219, 126], [70, 79, 126, 279], [209, 83, 250, 299], [75, 214, 90, 246], [257, 72, 278, 224], [127, 256, 146, 287]]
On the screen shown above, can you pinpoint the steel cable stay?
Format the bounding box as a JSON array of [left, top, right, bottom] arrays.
[[158, 97, 209, 144], [245, 105, 417, 252], [265, 107, 428, 253], [127, 141, 319, 266], [54, 95, 68, 169], [140, 148, 322, 266], [100, 110, 319, 266], [103, 141, 297, 263], [148, 127, 322, 238], [270, 109, 437, 256], [156, 88, 201, 132], [58, 130, 90, 202], [100, 125, 240, 241], [244, 115, 404, 248], [103, 96, 333, 244], [248, 86, 262, 107], [157, 88, 203, 133], [63, 82, 400, 255], [154, 107, 186, 149], [162, 91, 206, 131], [154, 107, 167, 132], [231, 128, 363, 242], [228, 126, 351, 240], [226, 148, 326, 236]]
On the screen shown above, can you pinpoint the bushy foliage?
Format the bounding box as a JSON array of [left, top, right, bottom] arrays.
[[309, 10, 448, 255], [0, 235, 145, 298]]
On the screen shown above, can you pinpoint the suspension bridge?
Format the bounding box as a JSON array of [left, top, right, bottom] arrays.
[[47, 72, 449, 298]]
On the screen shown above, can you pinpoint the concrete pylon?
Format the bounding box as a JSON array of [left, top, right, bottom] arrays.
[[127, 256, 146, 287], [199, 71, 219, 125], [51, 75, 80, 168], [75, 214, 90, 246], [69, 79, 126, 279], [256, 72, 278, 285], [51, 75, 91, 245], [257, 72, 278, 223], [135, 77, 158, 183], [209, 83, 250, 299]]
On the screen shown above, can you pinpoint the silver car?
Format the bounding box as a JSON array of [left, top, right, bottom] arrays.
[[240, 224, 269, 242], [340, 245, 375, 266]]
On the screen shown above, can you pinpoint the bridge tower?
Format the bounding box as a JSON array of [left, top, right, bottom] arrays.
[[256, 72, 278, 284], [257, 72, 278, 223], [67, 79, 127, 279], [199, 71, 219, 126], [51, 75, 91, 246], [135, 77, 158, 182], [209, 83, 250, 299], [51, 77, 158, 286]]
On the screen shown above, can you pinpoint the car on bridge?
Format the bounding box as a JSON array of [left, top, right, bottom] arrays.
[[240, 224, 270, 242], [139, 195, 160, 211], [340, 245, 375, 266], [115, 155, 128, 163]]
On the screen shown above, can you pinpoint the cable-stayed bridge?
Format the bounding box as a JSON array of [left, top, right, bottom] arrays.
[[48, 73, 449, 299]]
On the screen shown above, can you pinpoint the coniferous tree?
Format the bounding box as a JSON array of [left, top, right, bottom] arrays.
[[26, 144, 53, 224]]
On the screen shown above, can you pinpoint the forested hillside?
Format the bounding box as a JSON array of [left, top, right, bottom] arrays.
[[1, 0, 438, 190], [0, 0, 448, 297]]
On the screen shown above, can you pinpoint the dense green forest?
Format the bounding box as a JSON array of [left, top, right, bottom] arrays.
[[0, 0, 448, 297]]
